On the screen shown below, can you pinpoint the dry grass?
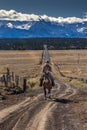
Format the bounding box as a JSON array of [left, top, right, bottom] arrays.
[[50, 50, 87, 87], [50, 50, 87, 126], [0, 50, 42, 78], [0, 50, 42, 92], [50, 50, 87, 78], [0, 50, 87, 89]]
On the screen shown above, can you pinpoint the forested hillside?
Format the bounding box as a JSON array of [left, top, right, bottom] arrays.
[[0, 38, 87, 50]]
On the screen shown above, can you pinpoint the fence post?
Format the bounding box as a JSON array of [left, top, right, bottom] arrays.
[[15, 75, 19, 87], [12, 72, 15, 81], [23, 78, 27, 92], [3, 75, 8, 87], [6, 67, 11, 87], [7, 67, 10, 76]]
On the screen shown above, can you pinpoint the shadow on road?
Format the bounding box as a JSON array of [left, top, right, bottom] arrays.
[[52, 98, 78, 104]]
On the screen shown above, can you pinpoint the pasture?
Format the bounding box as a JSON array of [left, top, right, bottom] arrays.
[[50, 50, 87, 78], [0, 50, 42, 78], [0, 50, 87, 130], [0, 50, 87, 88], [50, 50, 87, 81]]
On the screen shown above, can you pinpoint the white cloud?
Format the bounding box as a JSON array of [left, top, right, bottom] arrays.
[[0, 9, 87, 24], [0, 10, 40, 21]]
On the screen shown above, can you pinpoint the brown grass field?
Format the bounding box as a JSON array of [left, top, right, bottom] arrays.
[[0, 50, 42, 78], [0, 50, 87, 87], [50, 50, 87, 79], [0, 50, 87, 130], [0, 50, 87, 78], [0, 50, 43, 91]]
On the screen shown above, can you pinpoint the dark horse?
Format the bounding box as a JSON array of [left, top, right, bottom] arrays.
[[42, 73, 52, 100]]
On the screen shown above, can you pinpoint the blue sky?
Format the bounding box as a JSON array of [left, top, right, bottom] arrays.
[[0, 0, 87, 17]]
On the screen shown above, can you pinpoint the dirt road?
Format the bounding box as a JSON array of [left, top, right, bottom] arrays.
[[0, 81, 86, 130]]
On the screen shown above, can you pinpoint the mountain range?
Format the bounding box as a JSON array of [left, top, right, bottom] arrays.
[[0, 10, 87, 38]]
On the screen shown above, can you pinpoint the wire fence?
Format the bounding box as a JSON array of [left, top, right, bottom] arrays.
[[0, 67, 27, 93]]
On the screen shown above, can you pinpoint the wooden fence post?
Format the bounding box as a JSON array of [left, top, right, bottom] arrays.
[[12, 72, 15, 81], [7, 67, 10, 76], [15, 75, 19, 87], [23, 78, 27, 92], [3, 75, 8, 87]]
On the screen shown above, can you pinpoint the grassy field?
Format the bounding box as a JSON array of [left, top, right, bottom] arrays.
[[0, 50, 43, 92], [0, 50, 87, 89], [50, 50, 87, 79], [0, 50, 87, 129], [50, 50, 87, 88], [0, 50, 42, 78], [0, 50, 86, 78]]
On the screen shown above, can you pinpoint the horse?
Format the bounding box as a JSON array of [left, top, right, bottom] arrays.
[[42, 73, 52, 100]]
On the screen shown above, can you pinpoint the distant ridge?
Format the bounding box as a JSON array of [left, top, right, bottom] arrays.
[[0, 10, 87, 38]]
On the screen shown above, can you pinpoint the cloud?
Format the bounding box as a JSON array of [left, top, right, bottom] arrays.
[[42, 16, 87, 23], [0, 10, 40, 21], [0, 9, 87, 24]]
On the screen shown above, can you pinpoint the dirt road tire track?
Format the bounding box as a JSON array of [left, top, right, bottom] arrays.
[[0, 82, 84, 130]]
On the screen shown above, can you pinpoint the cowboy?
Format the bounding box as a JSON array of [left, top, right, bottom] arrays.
[[43, 62, 52, 73]]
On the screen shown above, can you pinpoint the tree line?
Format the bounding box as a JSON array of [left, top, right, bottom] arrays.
[[0, 38, 87, 50]]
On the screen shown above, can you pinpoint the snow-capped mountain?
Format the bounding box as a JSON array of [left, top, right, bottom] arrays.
[[0, 10, 87, 38]]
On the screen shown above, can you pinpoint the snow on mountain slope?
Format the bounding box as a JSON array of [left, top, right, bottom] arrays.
[[0, 10, 87, 38]]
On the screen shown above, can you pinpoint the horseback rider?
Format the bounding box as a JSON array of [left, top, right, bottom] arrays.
[[43, 61, 52, 73]]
